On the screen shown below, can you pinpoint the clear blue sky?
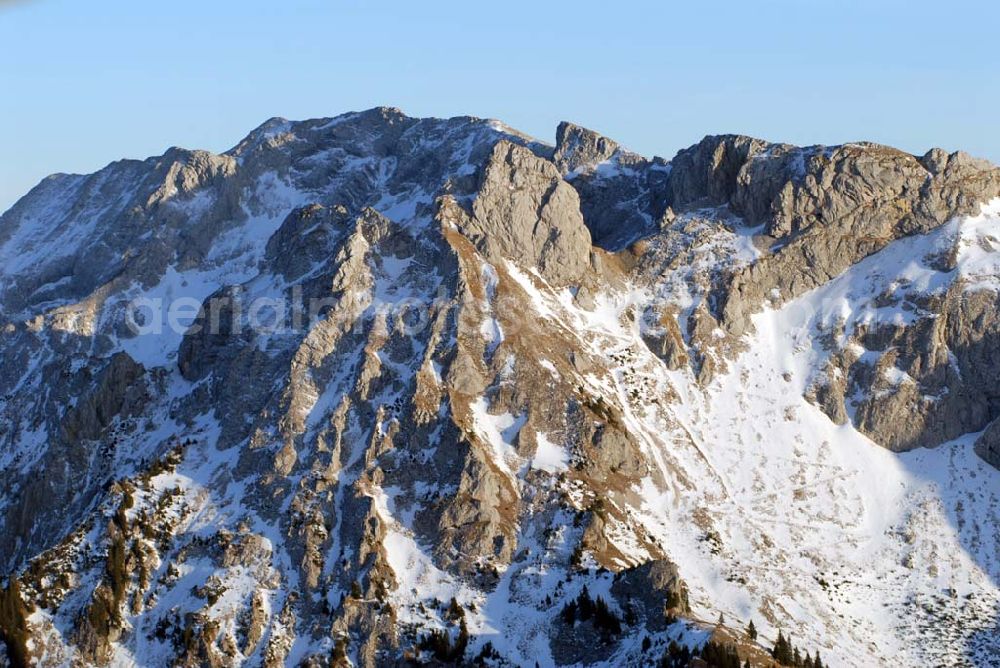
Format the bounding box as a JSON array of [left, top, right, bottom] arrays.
[[3, 0, 999, 213]]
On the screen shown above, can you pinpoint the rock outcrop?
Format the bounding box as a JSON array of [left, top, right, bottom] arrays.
[[975, 418, 1000, 469], [462, 140, 593, 285], [665, 135, 1000, 337], [555, 122, 671, 249]]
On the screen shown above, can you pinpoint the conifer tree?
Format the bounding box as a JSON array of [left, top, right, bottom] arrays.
[[418, 629, 452, 661], [747, 619, 757, 641], [593, 596, 622, 636], [662, 641, 692, 668], [772, 631, 794, 665], [624, 601, 638, 626], [560, 599, 577, 624], [577, 585, 594, 621], [475, 642, 499, 663], [700, 641, 741, 668], [455, 618, 469, 659], [447, 596, 463, 620]]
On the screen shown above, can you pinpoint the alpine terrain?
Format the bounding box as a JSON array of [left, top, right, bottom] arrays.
[[1, 107, 1000, 667]]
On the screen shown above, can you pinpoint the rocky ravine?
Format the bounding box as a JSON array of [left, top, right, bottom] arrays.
[[1, 108, 999, 667]]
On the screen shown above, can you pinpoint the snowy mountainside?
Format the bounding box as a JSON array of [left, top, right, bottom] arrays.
[[0, 108, 999, 667]]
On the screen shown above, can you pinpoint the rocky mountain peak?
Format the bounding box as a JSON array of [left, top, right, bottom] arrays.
[[1, 110, 1000, 667], [553, 121, 621, 174], [462, 139, 593, 285]]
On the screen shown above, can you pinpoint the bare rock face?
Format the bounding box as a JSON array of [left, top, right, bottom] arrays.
[[553, 121, 621, 173], [60, 352, 146, 443], [974, 419, 1000, 469], [265, 203, 353, 281], [805, 280, 1000, 454], [855, 287, 999, 450], [664, 135, 1000, 337], [611, 558, 689, 628], [0, 351, 149, 573], [555, 122, 671, 250], [640, 305, 689, 370], [435, 439, 520, 571], [463, 140, 593, 285], [0, 148, 241, 317], [667, 134, 771, 209]]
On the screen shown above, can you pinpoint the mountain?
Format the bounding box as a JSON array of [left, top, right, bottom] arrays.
[[1, 107, 999, 667]]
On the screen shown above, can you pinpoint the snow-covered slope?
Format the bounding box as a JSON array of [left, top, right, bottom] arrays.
[[478, 204, 1000, 665]]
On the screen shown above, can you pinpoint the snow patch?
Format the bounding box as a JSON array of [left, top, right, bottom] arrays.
[[530, 432, 569, 474]]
